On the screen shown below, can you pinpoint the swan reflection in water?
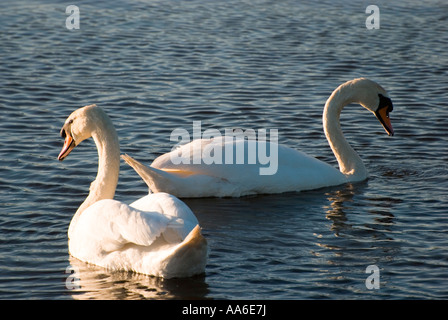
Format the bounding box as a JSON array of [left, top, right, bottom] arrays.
[[324, 182, 396, 236], [66, 256, 209, 300], [315, 182, 399, 268]]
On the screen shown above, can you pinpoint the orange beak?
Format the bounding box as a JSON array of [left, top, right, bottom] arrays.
[[375, 107, 394, 136], [58, 133, 76, 161]]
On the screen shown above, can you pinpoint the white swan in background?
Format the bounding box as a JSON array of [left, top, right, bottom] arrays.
[[122, 78, 394, 198], [57, 104, 208, 278]]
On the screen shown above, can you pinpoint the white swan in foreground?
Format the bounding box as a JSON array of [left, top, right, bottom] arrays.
[[57, 104, 208, 278], [122, 78, 394, 198]]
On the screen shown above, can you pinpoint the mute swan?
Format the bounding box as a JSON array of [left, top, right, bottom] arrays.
[[122, 78, 394, 198], [57, 104, 208, 278]]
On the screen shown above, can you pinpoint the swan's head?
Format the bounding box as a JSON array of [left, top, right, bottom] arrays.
[[58, 104, 104, 161], [347, 78, 394, 136]]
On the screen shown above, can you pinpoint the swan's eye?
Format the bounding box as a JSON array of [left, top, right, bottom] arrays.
[[378, 94, 393, 114], [60, 119, 73, 138]]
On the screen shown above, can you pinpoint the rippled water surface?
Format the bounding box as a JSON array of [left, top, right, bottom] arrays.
[[1, 0, 448, 299]]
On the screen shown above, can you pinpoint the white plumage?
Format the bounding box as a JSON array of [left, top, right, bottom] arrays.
[[122, 78, 394, 198], [58, 105, 208, 278]]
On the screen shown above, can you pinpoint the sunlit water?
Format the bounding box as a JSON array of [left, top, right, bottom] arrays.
[[1, 0, 448, 299]]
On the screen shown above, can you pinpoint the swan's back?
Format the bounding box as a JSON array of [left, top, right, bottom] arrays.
[[68, 195, 207, 278], [129, 192, 199, 241], [151, 138, 346, 197]]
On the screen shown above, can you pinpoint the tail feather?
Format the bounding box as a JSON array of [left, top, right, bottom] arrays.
[[121, 154, 175, 193], [182, 224, 206, 247], [161, 225, 208, 278]]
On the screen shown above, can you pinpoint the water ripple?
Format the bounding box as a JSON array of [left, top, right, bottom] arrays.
[[1, 0, 447, 299]]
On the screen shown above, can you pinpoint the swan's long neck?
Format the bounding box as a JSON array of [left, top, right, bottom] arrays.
[[69, 116, 120, 237], [323, 85, 368, 181]]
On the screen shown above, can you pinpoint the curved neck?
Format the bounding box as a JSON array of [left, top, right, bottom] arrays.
[[323, 86, 367, 181], [69, 116, 120, 237]]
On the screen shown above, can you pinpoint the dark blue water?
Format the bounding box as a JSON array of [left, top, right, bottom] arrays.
[[1, 0, 448, 299]]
